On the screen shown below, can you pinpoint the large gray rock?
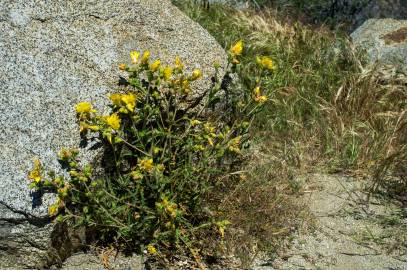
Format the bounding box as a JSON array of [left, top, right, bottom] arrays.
[[0, 0, 227, 268], [351, 19, 407, 68], [56, 252, 144, 270]]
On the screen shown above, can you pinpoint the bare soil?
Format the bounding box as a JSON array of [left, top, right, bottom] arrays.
[[253, 174, 407, 270]]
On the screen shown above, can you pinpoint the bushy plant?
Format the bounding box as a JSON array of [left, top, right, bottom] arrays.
[[28, 42, 274, 253]]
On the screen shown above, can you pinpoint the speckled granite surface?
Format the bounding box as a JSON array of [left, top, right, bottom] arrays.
[[0, 0, 226, 268], [351, 19, 407, 68]]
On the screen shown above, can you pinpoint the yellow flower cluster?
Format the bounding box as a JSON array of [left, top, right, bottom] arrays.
[[175, 56, 184, 70], [191, 69, 202, 81], [257, 56, 276, 71], [104, 113, 121, 130], [216, 220, 231, 238], [49, 197, 64, 217], [159, 197, 178, 218], [230, 40, 243, 56], [126, 50, 151, 66], [147, 244, 157, 255], [194, 144, 205, 151], [130, 170, 143, 181], [162, 66, 173, 81], [228, 136, 242, 154], [75, 102, 92, 114], [130, 51, 140, 64], [204, 122, 216, 134], [109, 93, 136, 113], [229, 40, 244, 65], [140, 51, 150, 64], [190, 119, 202, 126], [48, 204, 58, 216], [138, 157, 154, 172], [80, 122, 100, 133], [252, 86, 268, 103], [150, 59, 161, 72], [28, 158, 42, 183]]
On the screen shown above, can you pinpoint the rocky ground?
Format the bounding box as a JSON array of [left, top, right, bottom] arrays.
[[253, 174, 407, 270]]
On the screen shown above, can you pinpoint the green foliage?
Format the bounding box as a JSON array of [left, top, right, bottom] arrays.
[[28, 45, 272, 253], [174, 1, 406, 195]]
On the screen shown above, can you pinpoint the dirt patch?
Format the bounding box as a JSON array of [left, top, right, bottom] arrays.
[[382, 27, 407, 44], [252, 174, 407, 270]]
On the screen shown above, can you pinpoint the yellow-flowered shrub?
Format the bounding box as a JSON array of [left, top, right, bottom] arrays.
[[28, 42, 274, 253]]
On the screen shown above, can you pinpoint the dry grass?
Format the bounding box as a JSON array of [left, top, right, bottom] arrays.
[[174, 0, 407, 263], [218, 143, 307, 267], [230, 8, 407, 193]]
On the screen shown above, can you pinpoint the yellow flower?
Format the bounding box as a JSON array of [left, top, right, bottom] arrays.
[[191, 69, 202, 80], [190, 119, 202, 126], [75, 102, 93, 114], [138, 158, 154, 172], [257, 56, 275, 71], [166, 203, 177, 218], [253, 86, 261, 97], [130, 171, 143, 181], [140, 50, 150, 64], [162, 66, 173, 81], [153, 147, 162, 154], [161, 197, 169, 207], [204, 122, 216, 134], [232, 58, 240, 65], [109, 93, 122, 106], [230, 40, 243, 56], [109, 93, 136, 113], [175, 56, 184, 70], [118, 63, 126, 70], [28, 158, 42, 183], [228, 136, 242, 154], [216, 220, 231, 238], [121, 93, 136, 112], [130, 51, 140, 64], [48, 204, 58, 216], [147, 244, 157, 255], [194, 144, 205, 151], [156, 164, 165, 172], [79, 122, 100, 133], [150, 59, 161, 72], [105, 113, 121, 130], [181, 79, 190, 94], [252, 87, 268, 103], [254, 95, 268, 103]]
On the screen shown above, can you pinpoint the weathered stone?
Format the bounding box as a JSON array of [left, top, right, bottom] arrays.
[[351, 19, 407, 68], [0, 0, 227, 268], [56, 252, 144, 270]]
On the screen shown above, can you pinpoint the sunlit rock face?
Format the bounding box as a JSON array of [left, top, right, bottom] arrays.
[[351, 19, 407, 68], [0, 0, 227, 268]]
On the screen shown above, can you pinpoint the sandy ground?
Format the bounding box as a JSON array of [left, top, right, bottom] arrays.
[[253, 174, 407, 270]]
